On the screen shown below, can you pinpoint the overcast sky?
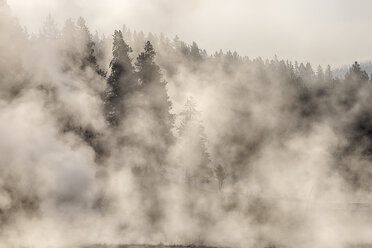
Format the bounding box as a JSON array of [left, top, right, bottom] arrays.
[[6, 0, 372, 67]]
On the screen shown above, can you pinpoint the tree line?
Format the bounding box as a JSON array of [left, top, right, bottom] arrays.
[[26, 14, 372, 191], [3, 5, 372, 196]]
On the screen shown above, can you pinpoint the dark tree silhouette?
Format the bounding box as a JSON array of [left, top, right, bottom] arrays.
[[76, 17, 104, 75], [345, 61, 369, 82], [104, 30, 136, 126], [190, 41, 202, 61], [135, 41, 174, 165], [325, 64, 333, 81], [136, 41, 159, 84]]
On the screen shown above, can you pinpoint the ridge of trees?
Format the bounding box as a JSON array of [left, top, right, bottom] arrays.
[[3, 8, 372, 193]]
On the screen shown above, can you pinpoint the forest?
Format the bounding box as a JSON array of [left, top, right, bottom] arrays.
[[2, 0, 372, 247]]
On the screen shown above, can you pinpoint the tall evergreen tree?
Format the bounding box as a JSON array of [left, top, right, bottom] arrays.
[[190, 41, 202, 61], [298, 63, 306, 79], [305, 62, 314, 81], [104, 30, 136, 126], [177, 98, 212, 186], [325, 64, 333, 82], [125, 41, 175, 230], [316, 65, 324, 82], [173, 35, 190, 56], [76, 17, 94, 66], [76, 17, 106, 76], [136, 41, 160, 85], [345, 61, 369, 82], [135, 41, 174, 162], [294, 61, 299, 75]]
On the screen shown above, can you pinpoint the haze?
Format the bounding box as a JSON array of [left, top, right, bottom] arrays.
[[4, 0, 372, 247], [7, 0, 372, 67]]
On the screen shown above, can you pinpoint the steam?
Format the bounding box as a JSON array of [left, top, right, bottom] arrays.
[[1, 1, 372, 248]]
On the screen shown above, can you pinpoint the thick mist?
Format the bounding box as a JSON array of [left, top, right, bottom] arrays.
[[1, 1, 372, 248]]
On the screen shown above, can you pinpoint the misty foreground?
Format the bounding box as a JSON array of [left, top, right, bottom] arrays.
[[14, 243, 372, 248], [4, 1, 372, 248]]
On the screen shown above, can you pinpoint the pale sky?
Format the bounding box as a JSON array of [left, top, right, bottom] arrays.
[[6, 0, 372, 67]]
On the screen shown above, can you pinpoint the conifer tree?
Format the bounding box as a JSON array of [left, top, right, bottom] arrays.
[[325, 64, 333, 82], [177, 98, 212, 186], [305, 62, 314, 81], [136, 41, 160, 85], [76, 18, 94, 65], [173, 35, 190, 56], [104, 30, 136, 126], [345, 61, 369, 82], [190, 41, 202, 61], [298, 63, 306, 78], [316, 65, 324, 82], [76, 17, 106, 76], [294, 61, 299, 75], [135, 41, 174, 164]]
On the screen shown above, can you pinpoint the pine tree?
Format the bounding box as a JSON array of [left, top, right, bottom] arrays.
[[104, 30, 136, 126], [305, 62, 314, 81], [345, 61, 369, 82], [190, 41, 202, 61], [136, 41, 174, 133], [173, 35, 190, 56], [147, 32, 158, 50], [77, 17, 94, 65], [298, 63, 306, 78], [294, 61, 299, 75], [76, 17, 106, 76], [127, 42, 175, 228], [177, 98, 212, 186], [136, 41, 160, 85], [135, 41, 174, 164], [325, 64, 333, 82], [316, 65, 324, 82]]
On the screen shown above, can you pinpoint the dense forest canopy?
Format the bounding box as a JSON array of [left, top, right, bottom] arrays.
[[2, 1, 372, 247]]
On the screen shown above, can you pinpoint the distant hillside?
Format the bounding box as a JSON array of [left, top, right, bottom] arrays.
[[333, 61, 372, 79]]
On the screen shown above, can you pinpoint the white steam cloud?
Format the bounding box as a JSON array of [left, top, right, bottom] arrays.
[[1, 1, 372, 248]]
